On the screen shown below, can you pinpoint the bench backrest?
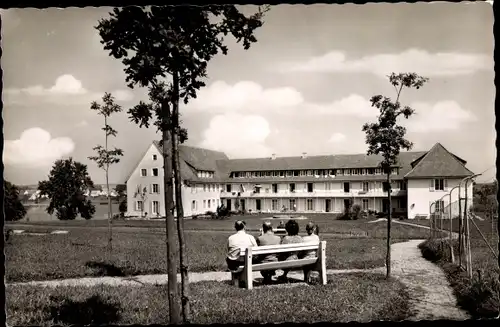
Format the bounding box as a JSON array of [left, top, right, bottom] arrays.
[[239, 242, 320, 256], [258, 228, 287, 236]]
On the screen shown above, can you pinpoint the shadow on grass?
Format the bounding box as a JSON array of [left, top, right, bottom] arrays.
[[85, 261, 129, 277], [48, 295, 121, 325]]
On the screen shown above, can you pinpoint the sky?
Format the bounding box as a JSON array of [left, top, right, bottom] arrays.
[[1, 3, 496, 185]]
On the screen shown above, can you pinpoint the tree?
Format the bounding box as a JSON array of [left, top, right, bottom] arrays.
[[362, 72, 428, 279], [4, 180, 27, 221], [96, 5, 269, 323], [115, 184, 127, 198], [134, 185, 148, 218], [38, 158, 96, 220], [88, 92, 124, 252]]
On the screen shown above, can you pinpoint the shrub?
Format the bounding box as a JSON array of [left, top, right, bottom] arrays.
[[118, 199, 127, 215], [4, 181, 27, 221], [351, 204, 362, 220]]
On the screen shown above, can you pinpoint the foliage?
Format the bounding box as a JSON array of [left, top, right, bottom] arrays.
[[118, 199, 127, 217], [38, 158, 96, 220], [363, 73, 428, 170], [473, 181, 498, 216], [351, 204, 362, 220], [4, 180, 27, 221], [8, 274, 411, 325], [115, 184, 127, 198]]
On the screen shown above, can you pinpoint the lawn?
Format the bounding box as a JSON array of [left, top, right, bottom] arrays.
[[6, 229, 402, 282], [22, 200, 120, 222], [7, 273, 412, 325], [8, 212, 436, 239]]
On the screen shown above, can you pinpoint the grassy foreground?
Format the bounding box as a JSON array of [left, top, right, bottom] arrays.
[[419, 238, 499, 318], [7, 274, 412, 325], [6, 229, 400, 282]]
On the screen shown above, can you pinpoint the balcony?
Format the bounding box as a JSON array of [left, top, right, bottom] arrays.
[[219, 189, 407, 198]]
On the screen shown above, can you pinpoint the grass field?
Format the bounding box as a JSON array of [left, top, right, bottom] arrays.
[[6, 228, 403, 282], [7, 273, 412, 325]]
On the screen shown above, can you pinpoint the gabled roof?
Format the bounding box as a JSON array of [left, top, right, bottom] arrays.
[[404, 143, 474, 179], [152, 141, 229, 182]]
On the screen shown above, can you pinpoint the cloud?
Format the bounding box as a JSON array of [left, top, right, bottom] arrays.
[[280, 48, 492, 77], [328, 132, 347, 143], [306, 94, 378, 118], [3, 127, 75, 167], [403, 101, 477, 133], [187, 81, 304, 114], [199, 113, 273, 158], [3, 74, 135, 106], [76, 120, 89, 127]]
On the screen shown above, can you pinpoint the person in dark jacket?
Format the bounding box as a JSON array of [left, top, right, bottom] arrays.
[[256, 221, 281, 284]]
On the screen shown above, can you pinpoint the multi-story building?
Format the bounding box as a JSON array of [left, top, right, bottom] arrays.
[[125, 141, 474, 219]]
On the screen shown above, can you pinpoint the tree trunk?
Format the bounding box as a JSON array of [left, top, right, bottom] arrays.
[[171, 71, 191, 323], [104, 116, 112, 253], [162, 101, 182, 325], [386, 172, 392, 279]]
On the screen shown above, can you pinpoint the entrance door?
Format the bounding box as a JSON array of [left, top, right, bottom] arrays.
[[325, 199, 331, 213], [226, 199, 231, 211], [344, 199, 350, 211], [382, 199, 390, 214], [240, 199, 246, 212], [256, 199, 261, 211]]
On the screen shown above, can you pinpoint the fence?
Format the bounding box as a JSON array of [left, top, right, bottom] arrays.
[[429, 198, 499, 279]]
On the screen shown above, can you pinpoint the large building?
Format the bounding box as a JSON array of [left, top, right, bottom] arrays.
[[125, 141, 474, 219]]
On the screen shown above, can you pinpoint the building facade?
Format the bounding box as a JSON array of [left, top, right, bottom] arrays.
[[125, 142, 474, 219]]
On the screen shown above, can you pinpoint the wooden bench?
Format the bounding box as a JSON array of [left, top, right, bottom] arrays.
[[230, 241, 327, 290]]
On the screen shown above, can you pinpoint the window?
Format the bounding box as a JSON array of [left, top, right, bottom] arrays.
[[345, 169, 351, 176], [362, 199, 369, 211], [191, 200, 197, 210], [272, 199, 278, 211], [400, 197, 407, 209], [136, 201, 143, 211], [208, 199, 211, 208], [352, 169, 359, 176], [307, 199, 314, 211], [286, 171, 293, 177], [152, 154, 157, 160], [434, 179, 445, 191], [152, 168, 159, 177], [314, 170, 318, 176], [254, 186, 260, 194], [203, 184, 207, 192], [367, 168, 374, 175], [361, 169, 366, 175], [273, 171, 279, 177], [272, 184, 278, 193], [217, 199, 220, 207], [141, 169, 147, 177], [300, 170, 306, 177], [289, 183, 296, 192], [280, 171, 285, 177], [289, 199, 296, 211], [212, 199, 215, 207], [307, 183, 314, 193], [375, 168, 382, 175], [435, 200, 445, 212], [325, 182, 331, 191], [226, 184, 232, 192], [152, 201, 160, 215], [307, 170, 313, 176], [343, 182, 350, 193], [293, 170, 299, 177], [152, 184, 159, 193], [329, 169, 335, 176], [362, 182, 369, 192], [203, 200, 206, 208], [391, 167, 399, 175]]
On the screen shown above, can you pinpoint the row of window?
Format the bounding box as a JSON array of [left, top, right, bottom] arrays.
[[140, 168, 159, 177], [231, 167, 400, 178], [197, 171, 215, 178], [251, 181, 407, 194], [262, 198, 405, 211], [191, 198, 221, 211], [135, 200, 160, 215]]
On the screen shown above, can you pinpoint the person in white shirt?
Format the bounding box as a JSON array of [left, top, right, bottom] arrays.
[[226, 220, 258, 271], [301, 222, 320, 283]]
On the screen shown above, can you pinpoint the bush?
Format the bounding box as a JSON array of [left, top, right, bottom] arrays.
[[351, 204, 362, 220], [118, 200, 127, 215], [4, 181, 27, 221]]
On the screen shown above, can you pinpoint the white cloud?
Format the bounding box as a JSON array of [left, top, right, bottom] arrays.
[[3, 127, 75, 167], [280, 48, 492, 77], [306, 94, 378, 118], [187, 81, 304, 114], [76, 120, 89, 127], [328, 132, 347, 143], [403, 101, 477, 133], [199, 113, 273, 158], [3, 74, 135, 106]]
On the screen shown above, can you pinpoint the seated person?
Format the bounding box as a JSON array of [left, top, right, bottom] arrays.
[[301, 222, 320, 282], [226, 220, 257, 271], [256, 221, 281, 284], [278, 219, 303, 281]]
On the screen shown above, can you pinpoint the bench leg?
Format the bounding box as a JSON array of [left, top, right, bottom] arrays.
[[244, 249, 253, 290], [319, 241, 327, 285], [231, 272, 240, 287]]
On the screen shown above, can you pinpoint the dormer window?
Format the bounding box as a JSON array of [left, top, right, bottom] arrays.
[[152, 154, 158, 160]]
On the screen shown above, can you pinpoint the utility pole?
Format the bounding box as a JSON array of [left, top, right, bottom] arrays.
[[463, 174, 481, 278], [449, 185, 460, 263]]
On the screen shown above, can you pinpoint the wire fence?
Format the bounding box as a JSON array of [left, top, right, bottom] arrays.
[[429, 198, 499, 278]]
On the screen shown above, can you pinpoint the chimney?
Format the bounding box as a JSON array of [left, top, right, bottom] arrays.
[[302, 152, 307, 159], [271, 153, 276, 160]]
